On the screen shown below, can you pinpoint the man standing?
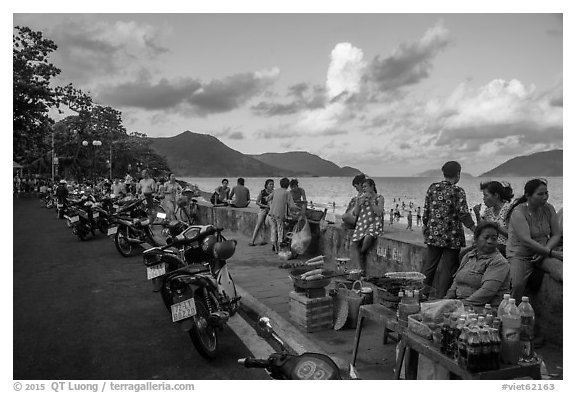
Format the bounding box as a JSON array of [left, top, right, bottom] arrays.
[[421, 161, 476, 298], [229, 178, 250, 208], [111, 177, 126, 196], [137, 169, 156, 209]]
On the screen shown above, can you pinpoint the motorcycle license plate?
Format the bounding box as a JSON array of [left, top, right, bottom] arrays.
[[141, 219, 150, 226], [93, 212, 99, 218], [107, 226, 118, 236], [146, 263, 167, 280], [171, 298, 196, 322], [57, 203, 64, 208], [69, 216, 79, 223], [156, 212, 166, 220]]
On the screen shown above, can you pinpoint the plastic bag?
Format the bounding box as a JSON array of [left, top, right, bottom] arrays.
[[420, 299, 464, 325], [290, 217, 311, 255]]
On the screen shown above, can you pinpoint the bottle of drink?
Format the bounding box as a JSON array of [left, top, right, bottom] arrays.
[[497, 294, 511, 318], [466, 328, 481, 373], [500, 298, 522, 365], [479, 327, 493, 371], [454, 318, 465, 362], [458, 326, 469, 368], [449, 315, 459, 357], [483, 304, 494, 327], [440, 312, 451, 354], [518, 296, 535, 363], [490, 327, 501, 370], [478, 316, 485, 329]]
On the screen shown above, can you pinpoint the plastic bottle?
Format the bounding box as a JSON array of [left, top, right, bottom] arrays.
[[478, 316, 485, 329], [483, 304, 494, 327], [396, 291, 404, 320], [451, 316, 462, 361], [497, 294, 511, 318], [490, 326, 501, 370], [458, 326, 469, 368], [518, 296, 535, 363], [466, 328, 481, 373], [479, 327, 492, 371], [500, 298, 522, 365]]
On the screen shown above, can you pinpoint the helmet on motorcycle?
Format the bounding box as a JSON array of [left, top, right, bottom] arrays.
[[201, 234, 217, 254], [213, 240, 237, 260]]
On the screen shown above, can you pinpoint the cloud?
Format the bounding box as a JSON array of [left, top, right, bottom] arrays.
[[228, 131, 244, 140], [326, 43, 367, 100], [251, 83, 326, 117], [367, 21, 450, 92], [426, 79, 563, 151], [44, 17, 168, 84], [96, 68, 280, 115]]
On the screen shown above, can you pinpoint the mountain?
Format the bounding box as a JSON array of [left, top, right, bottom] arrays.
[[414, 169, 475, 178], [149, 131, 295, 177], [249, 151, 363, 177], [479, 150, 563, 177]]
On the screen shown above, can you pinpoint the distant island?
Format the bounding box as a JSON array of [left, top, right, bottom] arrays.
[[479, 150, 562, 177], [149, 131, 362, 177]]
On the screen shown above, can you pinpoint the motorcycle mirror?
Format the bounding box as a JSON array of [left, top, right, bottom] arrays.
[[255, 316, 274, 339]]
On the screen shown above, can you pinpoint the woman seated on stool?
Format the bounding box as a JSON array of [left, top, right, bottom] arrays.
[[445, 221, 511, 310]]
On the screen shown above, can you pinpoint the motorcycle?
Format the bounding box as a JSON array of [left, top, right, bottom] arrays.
[[238, 317, 359, 380], [143, 224, 241, 359], [66, 197, 99, 241], [107, 198, 163, 257]]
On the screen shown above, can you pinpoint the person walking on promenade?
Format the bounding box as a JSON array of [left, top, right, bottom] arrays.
[[229, 178, 250, 208], [289, 179, 307, 213], [55, 179, 69, 219], [211, 179, 230, 206], [416, 206, 422, 227], [111, 177, 126, 196], [406, 210, 413, 231], [342, 174, 366, 230], [249, 179, 274, 246], [472, 180, 514, 256], [506, 178, 562, 303], [161, 173, 182, 220], [389, 209, 394, 225], [137, 169, 156, 212], [267, 177, 298, 253], [351, 178, 385, 275], [421, 161, 476, 299]]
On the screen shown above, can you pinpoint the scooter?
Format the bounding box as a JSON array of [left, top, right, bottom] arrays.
[[143, 224, 241, 360], [238, 317, 360, 380]]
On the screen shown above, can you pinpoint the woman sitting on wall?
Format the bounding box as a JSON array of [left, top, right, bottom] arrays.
[[351, 178, 384, 275], [445, 221, 511, 309], [342, 174, 366, 230], [506, 178, 563, 303]]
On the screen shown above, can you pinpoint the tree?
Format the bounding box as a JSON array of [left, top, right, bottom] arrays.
[[13, 26, 61, 161]]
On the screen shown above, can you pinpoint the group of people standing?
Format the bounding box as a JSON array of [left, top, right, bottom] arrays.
[[341, 161, 563, 321]]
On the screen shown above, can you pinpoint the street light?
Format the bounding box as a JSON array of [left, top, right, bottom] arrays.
[[82, 140, 102, 184]]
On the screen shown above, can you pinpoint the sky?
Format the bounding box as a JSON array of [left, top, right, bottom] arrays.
[[11, 10, 563, 176]]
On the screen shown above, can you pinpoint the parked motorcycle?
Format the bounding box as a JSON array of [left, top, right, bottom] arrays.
[[66, 197, 100, 241], [143, 224, 241, 359], [107, 198, 163, 257], [238, 317, 359, 380]]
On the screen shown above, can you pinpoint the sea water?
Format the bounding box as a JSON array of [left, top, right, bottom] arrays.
[[181, 176, 563, 216]]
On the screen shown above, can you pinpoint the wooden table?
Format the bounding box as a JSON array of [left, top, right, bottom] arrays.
[[351, 304, 401, 366], [395, 330, 542, 380]]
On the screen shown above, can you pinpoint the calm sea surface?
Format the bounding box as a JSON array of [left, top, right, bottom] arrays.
[[181, 176, 563, 216]]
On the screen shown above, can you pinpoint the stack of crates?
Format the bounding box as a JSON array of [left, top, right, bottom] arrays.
[[289, 291, 333, 332]]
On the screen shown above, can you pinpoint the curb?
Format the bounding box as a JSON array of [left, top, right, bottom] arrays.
[[235, 284, 348, 370]]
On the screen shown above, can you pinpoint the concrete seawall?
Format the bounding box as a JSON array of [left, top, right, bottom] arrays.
[[196, 202, 563, 345]]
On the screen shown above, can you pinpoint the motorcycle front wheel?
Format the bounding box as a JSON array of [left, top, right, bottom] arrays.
[[189, 296, 219, 360], [114, 227, 133, 257]]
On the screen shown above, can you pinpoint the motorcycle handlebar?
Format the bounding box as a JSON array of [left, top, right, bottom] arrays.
[[238, 358, 270, 369]]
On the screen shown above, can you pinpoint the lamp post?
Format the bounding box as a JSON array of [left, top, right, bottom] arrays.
[[82, 140, 102, 184]]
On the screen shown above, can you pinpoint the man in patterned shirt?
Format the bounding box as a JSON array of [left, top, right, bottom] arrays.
[[421, 161, 476, 298]]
